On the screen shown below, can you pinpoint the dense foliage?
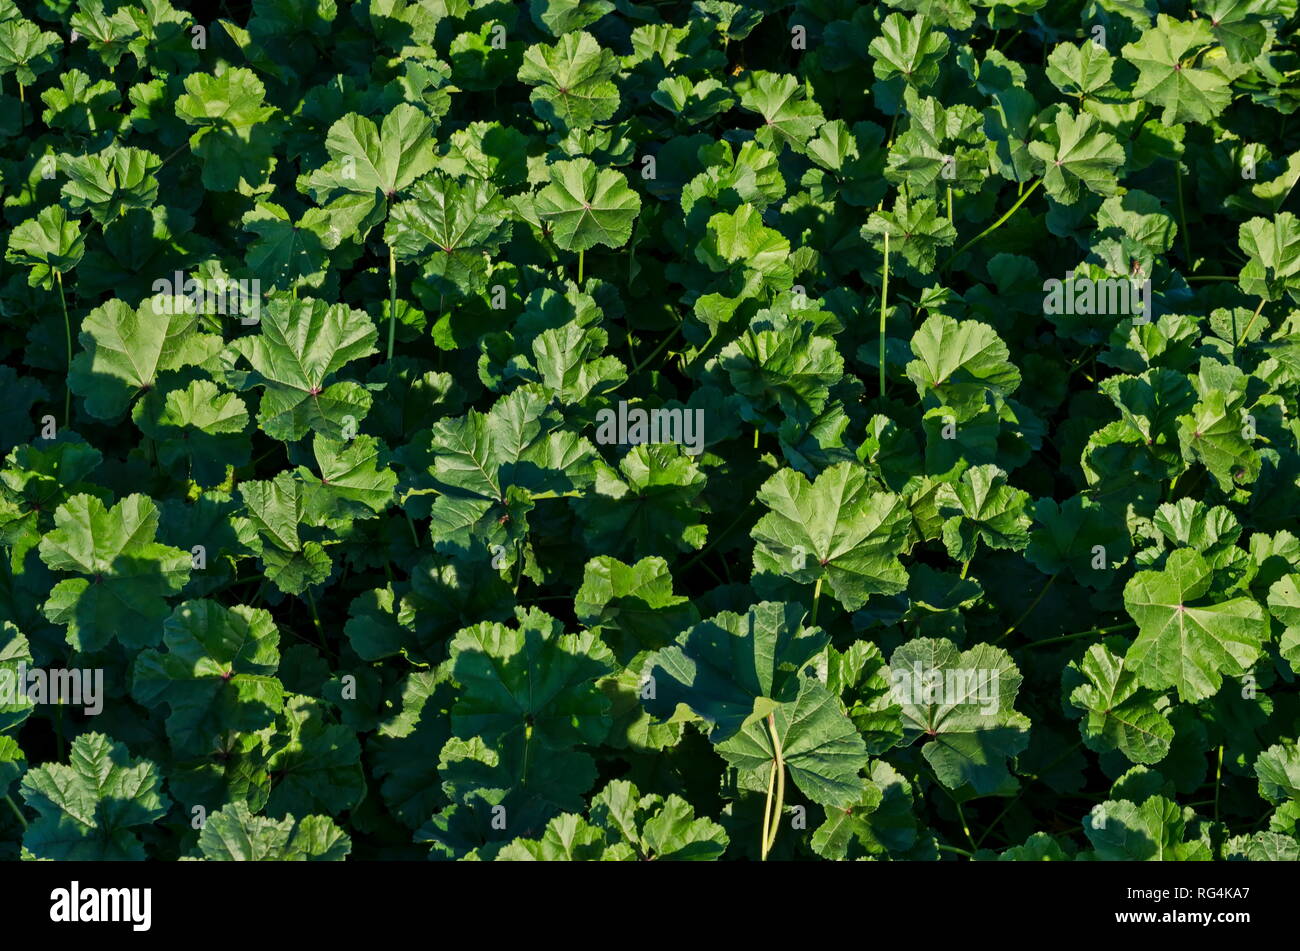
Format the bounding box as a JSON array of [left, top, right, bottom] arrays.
[[1, 0, 1300, 863]]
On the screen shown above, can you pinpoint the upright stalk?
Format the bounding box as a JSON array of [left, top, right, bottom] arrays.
[[760, 712, 787, 861], [879, 231, 889, 398], [810, 576, 823, 626], [1213, 745, 1224, 825], [55, 269, 71, 425], [578, 249, 585, 286], [1175, 163, 1193, 266], [386, 246, 397, 361]]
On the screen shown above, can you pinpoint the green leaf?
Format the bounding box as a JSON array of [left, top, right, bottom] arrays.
[[450, 607, 614, 749], [1067, 644, 1174, 765], [5, 205, 85, 289], [644, 601, 828, 742], [906, 314, 1020, 415], [1028, 108, 1125, 204], [132, 379, 251, 486], [195, 801, 351, 860], [1083, 794, 1212, 860], [131, 600, 284, 756], [535, 158, 642, 252], [574, 555, 699, 664], [0, 622, 34, 732], [241, 201, 331, 291], [38, 494, 192, 652], [303, 104, 437, 242], [0, 18, 60, 86], [588, 778, 728, 860], [385, 173, 512, 291], [751, 462, 912, 611], [574, 444, 708, 560], [864, 195, 956, 271], [1121, 15, 1232, 125], [736, 71, 825, 151], [174, 67, 278, 191], [1123, 549, 1267, 703], [62, 145, 161, 225], [231, 297, 378, 441], [1255, 742, 1300, 804], [264, 696, 364, 818], [518, 31, 619, 131], [936, 464, 1032, 563], [1237, 212, 1300, 302], [1267, 574, 1300, 670], [234, 472, 332, 595], [1027, 494, 1130, 587], [889, 638, 1030, 796], [1046, 41, 1116, 100], [869, 13, 948, 88], [20, 732, 170, 860], [715, 677, 870, 808], [297, 433, 397, 520], [69, 296, 221, 420]]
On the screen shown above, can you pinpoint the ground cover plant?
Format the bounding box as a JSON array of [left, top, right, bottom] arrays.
[[0, 0, 1299, 863]]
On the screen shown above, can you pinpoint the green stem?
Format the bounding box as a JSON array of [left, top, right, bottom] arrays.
[[578, 248, 584, 286], [404, 511, 421, 548], [935, 843, 973, 858], [55, 270, 71, 426], [4, 794, 26, 830], [304, 588, 329, 655], [946, 184, 953, 224], [959, 558, 971, 579], [810, 576, 823, 626], [386, 246, 397, 361], [760, 755, 776, 862], [1020, 621, 1135, 650], [942, 178, 1042, 271], [879, 231, 889, 398], [1166, 469, 1183, 502], [1185, 275, 1237, 283], [1176, 163, 1193, 267], [1237, 297, 1267, 346], [629, 324, 680, 375], [998, 574, 1057, 642], [55, 706, 64, 762], [954, 800, 976, 851], [763, 713, 786, 857], [1213, 745, 1223, 826]]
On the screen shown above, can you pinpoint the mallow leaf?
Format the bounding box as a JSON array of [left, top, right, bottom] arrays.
[[230, 297, 378, 442], [644, 601, 829, 742], [20, 732, 170, 860], [535, 158, 642, 252], [38, 494, 192, 652], [1123, 548, 1267, 703], [751, 462, 912, 611], [1066, 644, 1174, 765], [131, 600, 284, 757], [889, 638, 1030, 796], [195, 801, 351, 860], [715, 677, 870, 808], [449, 607, 614, 750], [69, 296, 222, 420]]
